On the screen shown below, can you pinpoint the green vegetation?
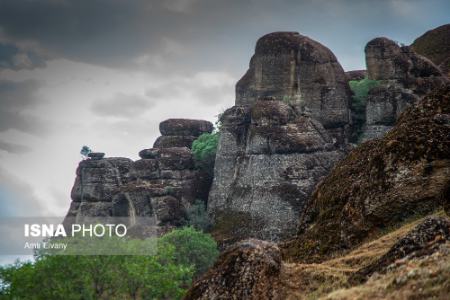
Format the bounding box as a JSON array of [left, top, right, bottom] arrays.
[[191, 132, 219, 174], [159, 227, 219, 278], [349, 78, 380, 142], [0, 228, 218, 299]]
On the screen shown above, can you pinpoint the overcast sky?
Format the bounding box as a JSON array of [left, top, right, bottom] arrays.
[[0, 0, 449, 222]]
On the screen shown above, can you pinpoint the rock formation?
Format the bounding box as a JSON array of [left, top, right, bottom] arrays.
[[282, 87, 450, 263], [64, 119, 213, 234], [208, 32, 350, 245], [184, 239, 282, 300], [350, 216, 450, 284], [411, 24, 450, 77], [362, 37, 448, 140], [236, 32, 352, 145], [153, 119, 213, 149], [345, 70, 367, 81]]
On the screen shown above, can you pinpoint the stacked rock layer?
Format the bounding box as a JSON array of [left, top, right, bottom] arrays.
[[65, 119, 213, 235]]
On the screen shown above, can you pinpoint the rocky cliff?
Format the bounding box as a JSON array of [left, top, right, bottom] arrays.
[[283, 86, 450, 263], [64, 119, 213, 234], [207, 32, 351, 245], [411, 24, 450, 78], [362, 37, 448, 140]]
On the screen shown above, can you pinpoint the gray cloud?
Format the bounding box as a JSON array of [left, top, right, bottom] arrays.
[[0, 42, 46, 70], [0, 167, 44, 217], [145, 72, 234, 106], [0, 79, 48, 135], [1, 0, 447, 73], [91, 92, 154, 118], [0, 140, 31, 154]]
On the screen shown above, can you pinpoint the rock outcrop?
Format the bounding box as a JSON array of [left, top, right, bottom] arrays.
[[153, 118, 213, 149], [208, 32, 351, 245], [236, 32, 352, 145], [345, 70, 367, 81], [65, 119, 213, 234], [350, 216, 450, 284], [282, 86, 450, 263], [184, 239, 282, 300], [362, 37, 448, 140], [412, 24, 450, 77]]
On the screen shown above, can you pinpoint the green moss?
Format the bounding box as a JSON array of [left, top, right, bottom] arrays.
[[349, 78, 380, 142]]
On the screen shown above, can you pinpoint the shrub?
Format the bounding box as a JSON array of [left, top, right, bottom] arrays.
[[191, 132, 219, 174], [159, 227, 219, 278], [0, 228, 219, 299], [349, 78, 380, 142]]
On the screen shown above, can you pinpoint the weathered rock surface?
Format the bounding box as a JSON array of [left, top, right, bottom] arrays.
[[350, 216, 450, 284], [184, 239, 282, 300], [159, 119, 213, 138], [208, 99, 344, 245], [236, 32, 352, 145], [208, 32, 351, 245], [282, 87, 450, 263], [65, 119, 213, 234], [345, 70, 367, 81], [362, 37, 448, 140], [412, 24, 450, 77]]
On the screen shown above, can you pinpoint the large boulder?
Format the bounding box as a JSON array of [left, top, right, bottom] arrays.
[[411, 24, 450, 77], [282, 87, 450, 263], [184, 239, 282, 300], [362, 37, 448, 140], [159, 119, 213, 137], [236, 32, 352, 145], [208, 100, 343, 245]]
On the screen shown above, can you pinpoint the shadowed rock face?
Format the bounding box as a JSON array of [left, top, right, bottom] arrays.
[[411, 24, 450, 78], [154, 118, 213, 149], [236, 32, 352, 145], [362, 37, 448, 140], [282, 87, 450, 263], [65, 119, 213, 235], [184, 239, 282, 300], [208, 100, 344, 245]]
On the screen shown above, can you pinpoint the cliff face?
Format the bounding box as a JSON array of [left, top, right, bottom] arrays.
[[282, 86, 450, 263], [64, 119, 213, 234], [236, 32, 352, 146], [362, 37, 448, 140], [208, 32, 350, 244]]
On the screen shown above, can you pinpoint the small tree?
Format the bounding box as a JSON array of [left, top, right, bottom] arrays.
[[80, 145, 92, 159]]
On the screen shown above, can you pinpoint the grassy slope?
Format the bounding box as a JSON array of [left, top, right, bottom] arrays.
[[278, 211, 449, 299]]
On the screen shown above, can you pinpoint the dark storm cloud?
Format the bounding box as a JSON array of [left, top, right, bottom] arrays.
[[0, 140, 31, 154], [0, 79, 47, 135], [91, 92, 154, 118], [0, 0, 449, 73]]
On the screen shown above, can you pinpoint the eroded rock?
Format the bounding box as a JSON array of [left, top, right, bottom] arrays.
[[282, 87, 450, 263], [362, 37, 448, 140], [236, 32, 352, 145], [184, 239, 282, 300]]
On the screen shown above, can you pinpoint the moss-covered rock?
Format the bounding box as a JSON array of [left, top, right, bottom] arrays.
[[282, 87, 450, 263]]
